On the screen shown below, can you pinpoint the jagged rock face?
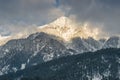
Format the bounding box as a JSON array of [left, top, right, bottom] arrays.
[[1, 48, 120, 80], [103, 36, 120, 49], [99, 39, 106, 44], [0, 32, 70, 75], [84, 37, 102, 50], [67, 38, 91, 53], [66, 37, 102, 53]]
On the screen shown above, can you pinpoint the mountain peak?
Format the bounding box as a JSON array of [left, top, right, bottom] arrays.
[[38, 16, 78, 41], [50, 16, 74, 28], [56, 16, 69, 21], [38, 16, 101, 41]]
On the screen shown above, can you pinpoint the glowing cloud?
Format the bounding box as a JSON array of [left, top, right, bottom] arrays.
[[0, 16, 106, 45], [38, 16, 104, 41]]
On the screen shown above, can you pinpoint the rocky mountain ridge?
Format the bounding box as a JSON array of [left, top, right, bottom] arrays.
[[0, 32, 120, 75]]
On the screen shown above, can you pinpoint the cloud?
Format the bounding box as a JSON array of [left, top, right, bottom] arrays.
[[0, 0, 65, 35], [0, 0, 120, 37], [0, 25, 40, 45], [0, 0, 64, 25], [58, 0, 120, 36]]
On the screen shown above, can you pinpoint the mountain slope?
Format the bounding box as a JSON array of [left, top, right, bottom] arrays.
[[0, 32, 120, 75], [67, 37, 102, 53], [0, 32, 72, 75], [103, 36, 120, 49], [1, 48, 120, 80]]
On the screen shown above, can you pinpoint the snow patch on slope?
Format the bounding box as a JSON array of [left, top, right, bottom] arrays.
[[118, 37, 120, 48], [21, 64, 26, 70]]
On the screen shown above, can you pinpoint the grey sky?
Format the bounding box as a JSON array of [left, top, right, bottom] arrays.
[[0, 0, 120, 36]]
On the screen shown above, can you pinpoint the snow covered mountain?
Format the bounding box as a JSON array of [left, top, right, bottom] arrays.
[[0, 16, 120, 76], [0, 32, 73, 75], [0, 32, 119, 75]]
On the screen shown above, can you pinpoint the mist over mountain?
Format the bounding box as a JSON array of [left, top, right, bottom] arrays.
[[0, 16, 105, 46], [38, 16, 104, 41]]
